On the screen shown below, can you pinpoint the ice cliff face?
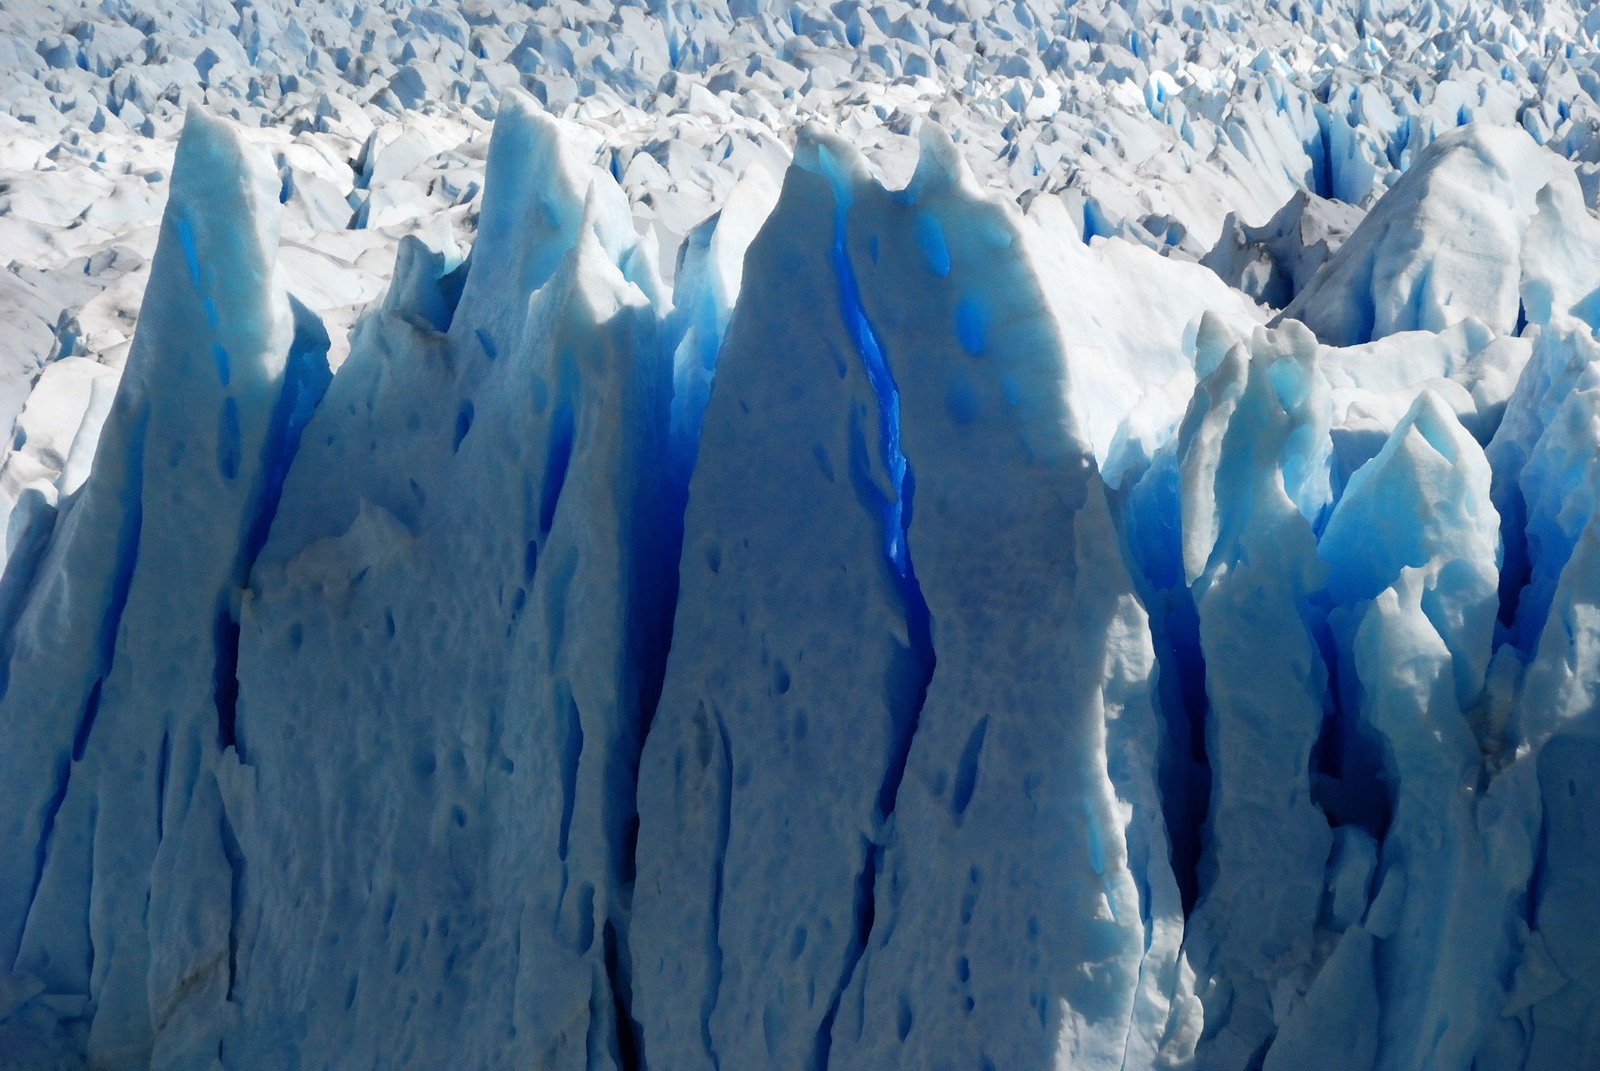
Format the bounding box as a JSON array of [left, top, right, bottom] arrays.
[[3, 89, 1600, 1071], [5, 3, 1600, 1071]]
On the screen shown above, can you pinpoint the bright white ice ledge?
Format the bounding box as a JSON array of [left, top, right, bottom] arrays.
[[2, 92, 1600, 1071]]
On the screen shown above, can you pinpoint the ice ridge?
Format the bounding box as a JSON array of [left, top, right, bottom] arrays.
[[3, 89, 1600, 1071]]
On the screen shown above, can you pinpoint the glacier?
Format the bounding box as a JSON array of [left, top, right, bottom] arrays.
[[3, 1, 1600, 1070]]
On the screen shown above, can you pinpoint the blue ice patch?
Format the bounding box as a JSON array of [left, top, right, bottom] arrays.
[[956, 295, 989, 357], [915, 213, 951, 277]]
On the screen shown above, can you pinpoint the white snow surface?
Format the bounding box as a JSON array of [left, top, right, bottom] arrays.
[[3, 1, 1600, 1070]]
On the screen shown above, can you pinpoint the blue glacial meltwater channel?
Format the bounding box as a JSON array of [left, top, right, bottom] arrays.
[[811, 145, 938, 1071]]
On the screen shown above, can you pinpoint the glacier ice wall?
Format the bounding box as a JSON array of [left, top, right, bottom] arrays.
[[3, 89, 1600, 1071], [0, 106, 331, 1071]]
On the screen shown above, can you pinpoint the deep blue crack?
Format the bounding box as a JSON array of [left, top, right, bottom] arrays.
[[154, 730, 170, 841], [214, 609, 242, 749], [232, 296, 333, 761], [244, 296, 333, 565], [702, 708, 733, 1071], [810, 152, 937, 1069], [453, 399, 475, 453], [220, 800, 245, 1002], [539, 401, 575, 535], [556, 684, 583, 862], [20, 407, 148, 943]]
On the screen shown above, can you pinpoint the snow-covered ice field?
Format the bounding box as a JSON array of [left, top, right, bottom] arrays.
[[2, 1, 1600, 1069]]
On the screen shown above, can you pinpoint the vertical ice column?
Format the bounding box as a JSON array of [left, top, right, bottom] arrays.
[[630, 131, 931, 1071], [1485, 364, 1600, 1069], [492, 228, 674, 1071], [1485, 320, 1600, 652], [1174, 321, 1335, 1071], [664, 166, 780, 487], [1313, 392, 1516, 1071], [0, 106, 327, 1070], [223, 97, 672, 1071], [819, 127, 1185, 1071], [447, 89, 661, 375]]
